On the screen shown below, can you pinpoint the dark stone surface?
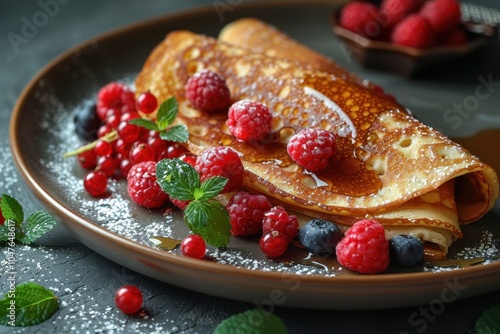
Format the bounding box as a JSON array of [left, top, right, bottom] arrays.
[[1, 0, 499, 333]]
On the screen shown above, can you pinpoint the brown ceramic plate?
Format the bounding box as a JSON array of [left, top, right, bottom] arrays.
[[9, 0, 500, 310], [331, 7, 496, 77]]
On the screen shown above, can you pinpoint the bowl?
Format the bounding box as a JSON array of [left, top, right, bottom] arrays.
[[331, 6, 497, 77]]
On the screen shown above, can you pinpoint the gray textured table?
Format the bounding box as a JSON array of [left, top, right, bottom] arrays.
[[1, 0, 500, 333]]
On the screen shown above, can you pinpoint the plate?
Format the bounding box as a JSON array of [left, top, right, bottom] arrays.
[[10, 1, 500, 310]]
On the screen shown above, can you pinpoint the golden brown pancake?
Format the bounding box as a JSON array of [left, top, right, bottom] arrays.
[[135, 28, 498, 258]]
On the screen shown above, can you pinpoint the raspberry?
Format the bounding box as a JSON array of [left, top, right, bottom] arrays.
[[391, 14, 435, 49], [185, 69, 231, 112], [227, 100, 272, 142], [380, 0, 421, 29], [227, 191, 273, 236], [339, 1, 381, 39], [286, 128, 337, 172], [335, 219, 390, 274], [127, 161, 169, 208], [420, 0, 461, 33], [262, 206, 298, 243], [96, 82, 136, 121], [195, 147, 244, 193]]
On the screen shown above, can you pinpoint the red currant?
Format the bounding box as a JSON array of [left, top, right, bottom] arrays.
[[147, 135, 167, 157], [180, 235, 206, 259], [105, 108, 121, 128], [83, 170, 108, 196], [120, 111, 140, 122], [117, 121, 140, 144], [129, 143, 155, 165], [97, 124, 113, 138], [166, 143, 189, 159], [178, 153, 197, 167], [96, 155, 118, 177], [94, 140, 113, 157], [77, 149, 97, 170], [119, 159, 132, 178], [137, 91, 158, 114], [114, 285, 143, 315], [260, 230, 288, 258], [114, 138, 132, 156]]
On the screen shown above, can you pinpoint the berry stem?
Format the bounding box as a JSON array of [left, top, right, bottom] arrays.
[[62, 130, 118, 158]]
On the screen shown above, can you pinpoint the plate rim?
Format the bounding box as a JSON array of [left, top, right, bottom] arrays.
[[8, 0, 500, 308]]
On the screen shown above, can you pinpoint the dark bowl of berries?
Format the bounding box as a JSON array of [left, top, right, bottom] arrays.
[[332, 0, 497, 77]]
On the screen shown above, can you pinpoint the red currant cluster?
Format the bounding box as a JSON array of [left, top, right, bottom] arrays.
[[77, 82, 188, 197]]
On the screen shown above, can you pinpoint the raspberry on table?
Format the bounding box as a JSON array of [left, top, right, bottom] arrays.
[[185, 69, 231, 112], [335, 219, 390, 274], [262, 206, 298, 243], [339, 1, 381, 39], [195, 146, 244, 193], [391, 14, 435, 49], [127, 161, 169, 208], [226, 191, 273, 236], [420, 0, 461, 34], [286, 128, 337, 172], [96, 82, 136, 121], [227, 100, 272, 142]]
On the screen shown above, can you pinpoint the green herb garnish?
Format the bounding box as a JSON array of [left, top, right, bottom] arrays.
[[213, 309, 288, 334], [476, 304, 500, 334], [0, 194, 57, 245], [155, 158, 231, 247], [0, 282, 59, 326], [130, 97, 189, 143]]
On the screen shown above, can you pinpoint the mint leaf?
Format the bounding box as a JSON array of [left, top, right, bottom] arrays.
[[156, 97, 178, 131], [159, 124, 189, 143], [198, 176, 228, 201], [0, 224, 9, 242], [476, 304, 500, 334], [214, 309, 288, 334], [129, 118, 159, 131], [1, 194, 24, 224], [19, 211, 58, 245], [0, 282, 59, 326], [156, 158, 200, 201], [185, 200, 231, 247]]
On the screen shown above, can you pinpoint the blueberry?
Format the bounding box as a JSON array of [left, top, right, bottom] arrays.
[[298, 219, 341, 257], [389, 235, 424, 266], [74, 103, 102, 142]]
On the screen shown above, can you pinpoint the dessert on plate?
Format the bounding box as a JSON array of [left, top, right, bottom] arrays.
[[133, 18, 498, 259]]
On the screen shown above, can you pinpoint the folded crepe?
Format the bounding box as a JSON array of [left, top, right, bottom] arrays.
[[135, 21, 499, 258]]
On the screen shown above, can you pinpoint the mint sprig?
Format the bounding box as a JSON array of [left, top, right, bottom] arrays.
[[214, 309, 288, 334], [476, 304, 500, 334], [0, 194, 58, 245], [130, 97, 189, 143], [156, 158, 231, 247], [0, 282, 59, 326]]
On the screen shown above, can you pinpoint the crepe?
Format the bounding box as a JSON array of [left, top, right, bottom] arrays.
[[135, 25, 499, 258]]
